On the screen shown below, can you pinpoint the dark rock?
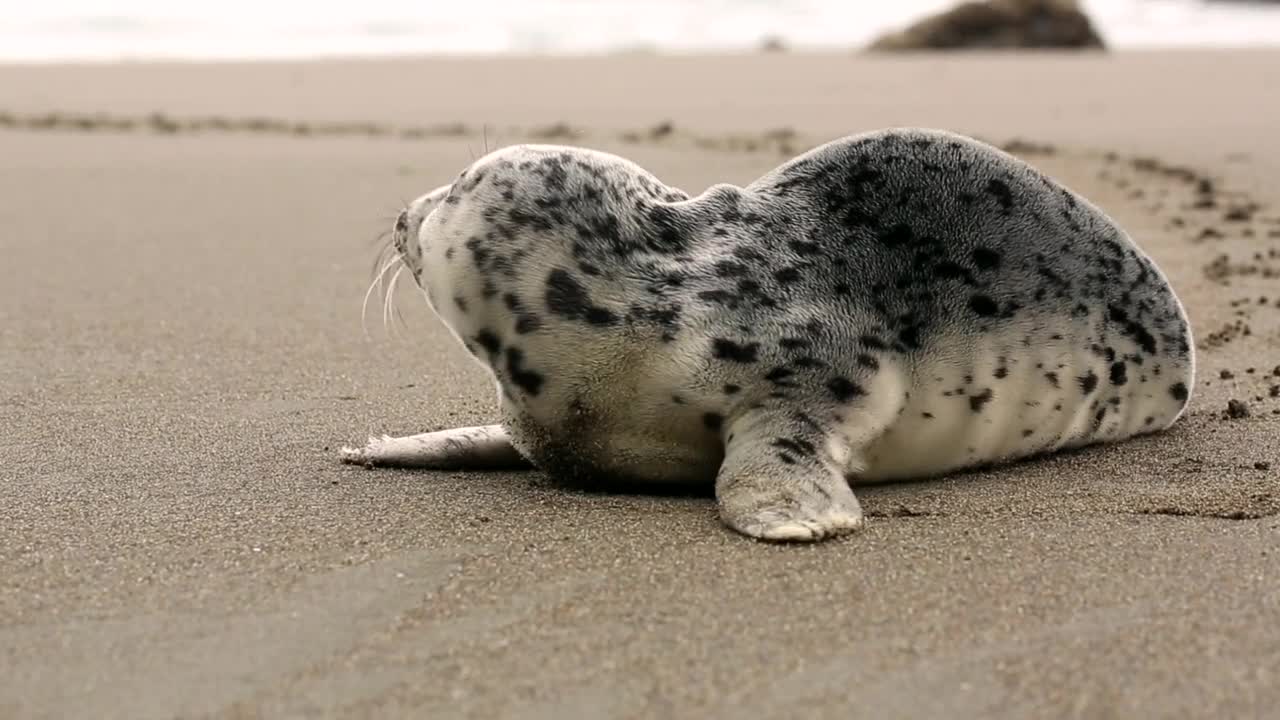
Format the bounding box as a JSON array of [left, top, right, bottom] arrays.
[[759, 35, 788, 53], [868, 0, 1106, 51]]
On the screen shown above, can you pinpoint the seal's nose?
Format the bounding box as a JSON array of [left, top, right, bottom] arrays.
[[394, 210, 409, 233]]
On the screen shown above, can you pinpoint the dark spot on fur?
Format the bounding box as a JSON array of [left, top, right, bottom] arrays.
[[514, 313, 543, 334], [1109, 362, 1128, 386], [789, 239, 820, 256], [545, 269, 616, 326], [765, 367, 795, 386], [860, 335, 888, 351], [584, 307, 617, 325], [1079, 370, 1099, 395], [505, 347, 544, 396], [969, 388, 994, 412], [933, 262, 972, 283], [774, 267, 802, 285], [827, 377, 864, 403], [879, 223, 914, 247], [898, 325, 921, 350], [969, 295, 999, 317], [1108, 304, 1157, 355], [474, 329, 502, 355], [698, 289, 738, 306], [1170, 383, 1188, 402], [772, 437, 816, 457], [712, 338, 760, 363], [971, 247, 1001, 270], [714, 260, 749, 277], [986, 178, 1014, 211], [645, 205, 687, 253]]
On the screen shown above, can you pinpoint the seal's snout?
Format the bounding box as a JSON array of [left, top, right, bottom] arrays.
[[392, 210, 411, 256], [396, 184, 453, 277], [392, 209, 417, 265], [393, 209, 424, 282]]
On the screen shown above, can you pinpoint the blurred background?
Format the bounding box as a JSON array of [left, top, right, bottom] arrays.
[[3, 0, 1279, 62]]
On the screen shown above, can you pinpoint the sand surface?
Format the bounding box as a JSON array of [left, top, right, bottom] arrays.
[[2, 51, 1278, 719]]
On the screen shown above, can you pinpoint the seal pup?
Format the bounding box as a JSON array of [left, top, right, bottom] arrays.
[[341, 128, 1194, 542]]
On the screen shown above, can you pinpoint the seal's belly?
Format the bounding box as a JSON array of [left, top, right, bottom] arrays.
[[503, 400, 723, 487], [858, 333, 1191, 483]]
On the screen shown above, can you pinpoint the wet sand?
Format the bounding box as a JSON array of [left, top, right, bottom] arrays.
[[1, 51, 1278, 719]]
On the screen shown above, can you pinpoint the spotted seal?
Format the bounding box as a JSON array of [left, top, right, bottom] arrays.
[[340, 128, 1194, 542]]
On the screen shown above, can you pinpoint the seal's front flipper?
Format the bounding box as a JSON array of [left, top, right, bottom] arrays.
[[339, 425, 533, 470], [714, 410, 865, 542]]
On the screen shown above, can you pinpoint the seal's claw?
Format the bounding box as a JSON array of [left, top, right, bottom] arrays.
[[338, 445, 366, 464], [730, 505, 864, 543], [338, 435, 395, 466]]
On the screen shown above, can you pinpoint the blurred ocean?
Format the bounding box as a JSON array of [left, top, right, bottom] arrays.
[[3, 0, 1280, 62]]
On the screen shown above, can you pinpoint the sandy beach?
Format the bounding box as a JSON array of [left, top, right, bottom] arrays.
[[2, 50, 1278, 719]]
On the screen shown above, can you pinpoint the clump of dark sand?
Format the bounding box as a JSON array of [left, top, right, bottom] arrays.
[[1226, 399, 1251, 419]]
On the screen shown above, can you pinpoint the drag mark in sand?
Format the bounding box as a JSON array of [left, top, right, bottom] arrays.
[[0, 108, 1052, 161]]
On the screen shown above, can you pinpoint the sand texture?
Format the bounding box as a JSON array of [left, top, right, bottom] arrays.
[[2, 51, 1278, 719]]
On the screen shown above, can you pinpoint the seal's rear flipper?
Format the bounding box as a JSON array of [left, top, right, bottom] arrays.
[[339, 425, 533, 470]]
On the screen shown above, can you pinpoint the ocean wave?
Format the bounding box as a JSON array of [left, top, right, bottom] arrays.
[[1, 0, 1278, 62]]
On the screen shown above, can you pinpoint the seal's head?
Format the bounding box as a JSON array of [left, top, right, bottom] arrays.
[[390, 144, 685, 346]]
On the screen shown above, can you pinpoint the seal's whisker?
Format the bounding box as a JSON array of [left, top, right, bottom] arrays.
[[362, 254, 400, 340], [377, 252, 397, 328], [366, 227, 393, 250], [387, 263, 410, 336], [375, 236, 403, 301], [384, 264, 399, 333], [382, 266, 396, 335], [377, 235, 400, 276], [392, 298, 408, 333], [362, 254, 403, 340], [383, 266, 408, 341]]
